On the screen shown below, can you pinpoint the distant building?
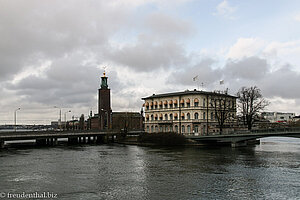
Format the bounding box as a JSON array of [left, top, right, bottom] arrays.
[[142, 90, 237, 135], [261, 112, 295, 123], [88, 72, 143, 132], [112, 112, 143, 132]]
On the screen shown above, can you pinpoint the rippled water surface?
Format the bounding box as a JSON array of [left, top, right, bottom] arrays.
[[1, 137, 300, 200]]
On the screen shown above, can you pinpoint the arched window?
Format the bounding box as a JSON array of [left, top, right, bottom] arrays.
[[151, 126, 154, 133], [194, 112, 199, 119], [151, 115, 154, 121], [181, 125, 185, 133], [165, 114, 168, 120], [170, 126, 173, 132], [164, 126, 168, 132], [155, 126, 158, 132], [194, 98, 199, 107], [170, 113, 173, 120], [211, 112, 214, 120], [146, 126, 149, 132], [187, 113, 191, 120], [203, 99, 206, 107], [187, 125, 191, 133], [159, 126, 163, 132], [194, 125, 198, 133], [175, 125, 178, 133], [203, 112, 206, 120]]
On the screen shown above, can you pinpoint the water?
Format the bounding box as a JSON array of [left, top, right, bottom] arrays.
[[0, 137, 300, 200]]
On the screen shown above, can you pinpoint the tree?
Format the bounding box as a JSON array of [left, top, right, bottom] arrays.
[[209, 94, 236, 134], [237, 86, 269, 130]]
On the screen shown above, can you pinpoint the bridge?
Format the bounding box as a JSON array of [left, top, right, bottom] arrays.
[[185, 128, 300, 147], [0, 130, 119, 148]]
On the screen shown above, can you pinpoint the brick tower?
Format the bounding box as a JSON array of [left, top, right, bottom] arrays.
[[98, 71, 112, 130]]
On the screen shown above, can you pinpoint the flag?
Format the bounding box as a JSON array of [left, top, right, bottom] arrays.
[[220, 80, 224, 85], [193, 75, 198, 81]]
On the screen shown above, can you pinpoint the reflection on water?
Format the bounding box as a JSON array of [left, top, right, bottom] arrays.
[[0, 137, 300, 200]]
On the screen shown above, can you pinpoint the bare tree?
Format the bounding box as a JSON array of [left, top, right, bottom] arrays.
[[237, 86, 269, 130], [209, 94, 236, 134]]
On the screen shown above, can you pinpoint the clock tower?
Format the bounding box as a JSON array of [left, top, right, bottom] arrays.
[[98, 71, 112, 130]]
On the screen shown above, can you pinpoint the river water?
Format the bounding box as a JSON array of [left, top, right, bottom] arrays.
[[0, 137, 300, 200]]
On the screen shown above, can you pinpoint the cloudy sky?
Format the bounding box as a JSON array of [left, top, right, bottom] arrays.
[[1, 0, 300, 125]]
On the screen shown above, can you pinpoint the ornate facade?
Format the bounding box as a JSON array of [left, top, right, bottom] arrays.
[[142, 90, 237, 135]]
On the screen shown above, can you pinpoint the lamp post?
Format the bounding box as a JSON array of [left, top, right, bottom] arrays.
[[54, 106, 62, 130], [64, 110, 71, 130], [14, 108, 21, 132]]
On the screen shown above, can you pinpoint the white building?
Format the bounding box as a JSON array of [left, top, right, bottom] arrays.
[[142, 90, 237, 135], [261, 112, 295, 123]]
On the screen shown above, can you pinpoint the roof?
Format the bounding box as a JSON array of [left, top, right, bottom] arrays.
[[142, 90, 237, 100]]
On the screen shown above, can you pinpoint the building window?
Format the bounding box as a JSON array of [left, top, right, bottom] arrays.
[[187, 113, 191, 120], [203, 99, 206, 107], [187, 103, 190, 107], [146, 126, 149, 132], [155, 105, 158, 109], [151, 115, 154, 121], [194, 125, 198, 133], [155, 126, 158, 132], [165, 126, 168, 132], [187, 125, 191, 134], [170, 126, 173, 132], [194, 112, 199, 119], [160, 126, 163, 132], [203, 112, 206, 120], [170, 114, 173, 120], [151, 126, 154, 133], [181, 125, 185, 133], [165, 114, 168, 120], [194, 98, 199, 107], [146, 106, 149, 110], [175, 125, 178, 133], [169, 104, 173, 108], [211, 112, 214, 120], [181, 114, 185, 120]]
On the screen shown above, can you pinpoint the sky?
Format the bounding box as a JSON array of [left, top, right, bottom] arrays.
[[1, 0, 300, 125]]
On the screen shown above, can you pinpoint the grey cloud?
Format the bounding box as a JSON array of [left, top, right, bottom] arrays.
[[0, 0, 130, 79], [167, 58, 221, 87], [259, 65, 300, 99], [107, 36, 187, 71], [224, 56, 268, 80], [6, 52, 125, 107], [145, 12, 194, 39]]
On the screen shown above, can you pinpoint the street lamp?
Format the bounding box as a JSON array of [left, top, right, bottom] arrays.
[[14, 108, 21, 132], [54, 106, 62, 130], [64, 110, 71, 130]]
